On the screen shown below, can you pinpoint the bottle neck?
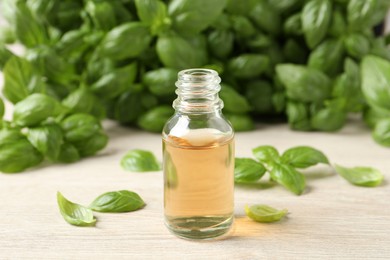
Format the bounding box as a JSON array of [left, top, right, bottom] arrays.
[[173, 69, 224, 114]]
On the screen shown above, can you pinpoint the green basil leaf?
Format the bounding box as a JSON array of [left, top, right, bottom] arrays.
[[14, 1, 48, 47], [13, 93, 63, 127], [335, 164, 384, 187], [57, 192, 96, 227], [370, 37, 390, 61], [269, 0, 304, 14], [363, 107, 390, 129], [270, 163, 306, 195], [98, 22, 152, 60], [310, 103, 347, 132], [308, 39, 344, 76], [143, 68, 177, 96], [225, 0, 257, 15], [301, 0, 332, 49], [0, 45, 13, 70], [2, 56, 36, 104], [252, 145, 280, 164], [328, 9, 347, 38], [57, 143, 80, 163], [85, 0, 117, 31], [228, 54, 269, 79], [230, 16, 256, 38], [250, 1, 281, 35], [135, 0, 170, 35], [73, 132, 108, 157], [276, 64, 331, 103], [27, 124, 64, 161], [245, 204, 288, 223], [168, 0, 227, 35], [138, 106, 174, 132], [286, 101, 312, 131], [62, 88, 95, 115], [225, 114, 255, 132], [121, 149, 161, 172], [281, 146, 329, 169], [90, 62, 138, 99], [113, 90, 147, 123], [344, 33, 370, 59], [282, 39, 307, 64], [207, 30, 234, 59], [220, 85, 251, 114], [0, 128, 24, 145], [372, 118, 390, 147], [245, 81, 274, 114], [361, 55, 390, 111], [90, 190, 145, 213], [0, 139, 43, 173], [61, 113, 102, 143], [347, 0, 377, 30], [283, 13, 302, 36], [234, 158, 266, 184], [0, 98, 4, 119], [156, 33, 207, 69]]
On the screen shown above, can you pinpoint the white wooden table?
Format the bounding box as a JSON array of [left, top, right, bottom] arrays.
[[0, 113, 389, 259]]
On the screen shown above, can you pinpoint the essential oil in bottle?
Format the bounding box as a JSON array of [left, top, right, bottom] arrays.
[[162, 69, 234, 240]]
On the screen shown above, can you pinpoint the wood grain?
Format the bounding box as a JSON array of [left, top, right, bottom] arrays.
[[0, 118, 389, 259]]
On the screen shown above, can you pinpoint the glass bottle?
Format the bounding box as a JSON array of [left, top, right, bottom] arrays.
[[162, 68, 235, 240]]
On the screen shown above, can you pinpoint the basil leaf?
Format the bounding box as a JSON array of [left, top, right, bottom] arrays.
[[143, 68, 177, 96], [85, 0, 117, 31], [308, 39, 344, 77], [245, 81, 274, 114], [282, 39, 307, 64], [310, 104, 347, 132], [372, 119, 390, 147], [283, 13, 302, 36], [57, 192, 96, 227], [347, 0, 377, 30], [250, 1, 281, 35], [57, 143, 80, 163], [270, 163, 306, 195], [138, 106, 174, 132], [335, 164, 384, 187], [276, 64, 331, 103], [231, 16, 256, 38], [344, 33, 370, 60], [2, 56, 34, 104], [234, 158, 266, 184], [0, 98, 4, 119], [98, 22, 152, 60], [13, 93, 63, 127], [361, 55, 390, 111], [269, 0, 304, 14], [27, 124, 64, 161], [328, 9, 347, 38], [226, 0, 257, 15], [73, 132, 108, 157], [0, 128, 24, 145], [228, 54, 269, 79], [252, 145, 280, 164], [61, 113, 101, 143], [286, 101, 312, 131], [225, 114, 255, 132], [90, 62, 138, 99], [14, 1, 48, 48], [364, 108, 390, 129], [0, 139, 43, 173], [281, 146, 329, 169], [121, 149, 161, 172], [156, 33, 207, 69], [207, 30, 234, 59], [220, 85, 251, 114], [135, 0, 170, 35], [90, 190, 145, 213], [0, 45, 13, 70], [168, 0, 227, 35], [301, 0, 332, 49], [245, 204, 288, 223]]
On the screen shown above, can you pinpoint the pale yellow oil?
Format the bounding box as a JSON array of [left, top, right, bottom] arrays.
[[163, 129, 234, 240]]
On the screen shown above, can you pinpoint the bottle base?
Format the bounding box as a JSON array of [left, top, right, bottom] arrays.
[[165, 215, 234, 240]]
